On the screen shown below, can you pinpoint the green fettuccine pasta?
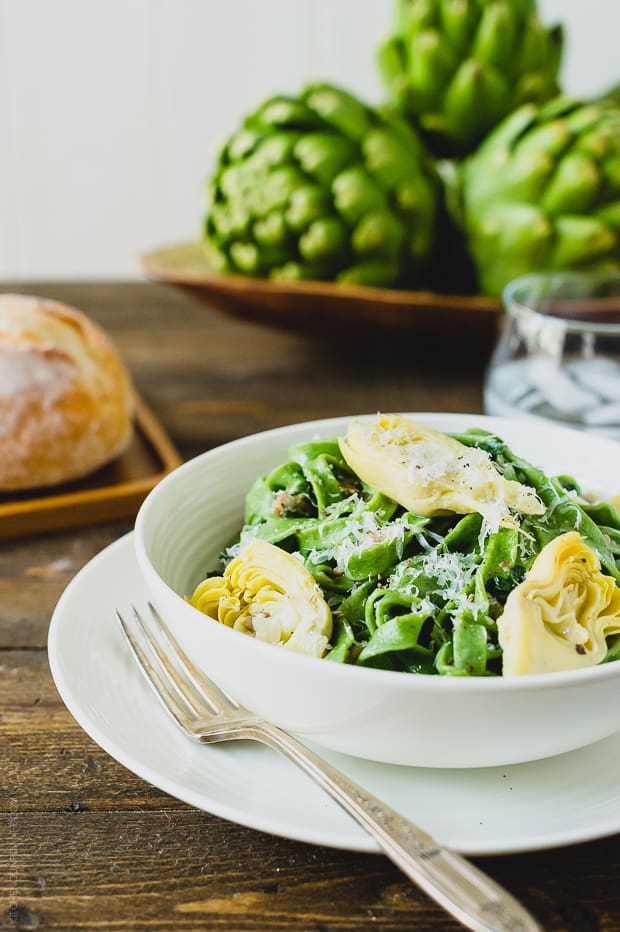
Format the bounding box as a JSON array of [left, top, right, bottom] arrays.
[[191, 419, 620, 677]]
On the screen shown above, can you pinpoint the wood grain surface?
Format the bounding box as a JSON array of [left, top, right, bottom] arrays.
[[2, 283, 619, 932]]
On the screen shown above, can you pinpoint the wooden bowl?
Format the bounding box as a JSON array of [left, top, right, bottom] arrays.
[[140, 242, 501, 341]]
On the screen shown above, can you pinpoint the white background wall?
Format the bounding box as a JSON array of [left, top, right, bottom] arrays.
[[0, 0, 618, 280]]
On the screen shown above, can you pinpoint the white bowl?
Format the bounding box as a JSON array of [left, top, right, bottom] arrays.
[[134, 413, 620, 768]]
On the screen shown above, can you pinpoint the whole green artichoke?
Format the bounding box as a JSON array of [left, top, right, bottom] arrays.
[[462, 97, 620, 297], [204, 83, 439, 288], [378, 0, 563, 155]]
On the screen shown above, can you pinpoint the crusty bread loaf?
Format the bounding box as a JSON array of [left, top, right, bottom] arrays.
[[0, 293, 135, 490]]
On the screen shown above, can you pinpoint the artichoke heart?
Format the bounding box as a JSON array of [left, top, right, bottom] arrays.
[[190, 539, 332, 658], [498, 532, 620, 675], [338, 415, 543, 528]]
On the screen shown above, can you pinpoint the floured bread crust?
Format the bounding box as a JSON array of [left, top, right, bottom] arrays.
[[0, 293, 135, 490]]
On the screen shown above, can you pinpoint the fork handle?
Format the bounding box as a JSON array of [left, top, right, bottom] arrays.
[[243, 721, 540, 932]]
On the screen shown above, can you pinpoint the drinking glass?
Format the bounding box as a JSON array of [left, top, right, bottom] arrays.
[[484, 271, 620, 440]]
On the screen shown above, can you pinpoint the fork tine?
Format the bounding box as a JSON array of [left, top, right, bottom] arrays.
[[146, 602, 241, 713], [115, 608, 198, 732], [133, 604, 222, 718]]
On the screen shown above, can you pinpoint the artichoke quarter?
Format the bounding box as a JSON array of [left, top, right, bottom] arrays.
[[499, 532, 620, 675], [204, 83, 439, 288], [378, 0, 563, 155], [339, 414, 543, 529], [462, 97, 620, 296], [190, 539, 332, 658]]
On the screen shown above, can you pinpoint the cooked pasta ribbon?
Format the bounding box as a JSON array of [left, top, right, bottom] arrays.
[[499, 532, 620, 675], [190, 539, 332, 658]]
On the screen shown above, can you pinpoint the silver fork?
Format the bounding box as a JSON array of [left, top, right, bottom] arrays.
[[116, 603, 542, 932]]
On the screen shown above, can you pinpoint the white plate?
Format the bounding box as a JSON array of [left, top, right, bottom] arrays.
[[49, 532, 620, 856]]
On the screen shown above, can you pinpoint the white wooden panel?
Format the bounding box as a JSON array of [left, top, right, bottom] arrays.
[[144, 0, 315, 254], [0, 0, 618, 280], [540, 0, 619, 96], [1, 0, 154, 278], [0, 2, 17, 277], [306, 0, 390, 104]]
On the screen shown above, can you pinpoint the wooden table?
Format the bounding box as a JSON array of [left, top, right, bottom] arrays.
[[2, 283, 619, 932]]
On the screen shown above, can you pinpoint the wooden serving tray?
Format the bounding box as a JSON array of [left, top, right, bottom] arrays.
[[141, 241, 501, 341], [0, 395, 183, 540]]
